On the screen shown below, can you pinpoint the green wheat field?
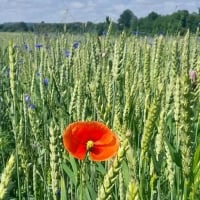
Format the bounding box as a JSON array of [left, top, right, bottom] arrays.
[[0, 25, 200, 200]]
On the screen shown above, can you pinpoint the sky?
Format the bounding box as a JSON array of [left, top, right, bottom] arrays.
[[0, 0, 199, 23]]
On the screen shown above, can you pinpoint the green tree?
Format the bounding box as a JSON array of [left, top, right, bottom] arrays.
[[148, 11, 160, 21], [118, 9, 137, 31]]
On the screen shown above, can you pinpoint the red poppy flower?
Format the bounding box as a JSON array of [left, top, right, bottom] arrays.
[[63, 121, 119, 161]]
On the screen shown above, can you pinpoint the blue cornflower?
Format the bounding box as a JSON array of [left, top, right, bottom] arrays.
[[73, 41, 79, 49], [132, 31, 138, 36], [102, 31, 107, 36], [14, 45, 19, 49], [43, 78, 49, 86], [24, 94, 31, 103], [28, 103, 36, 110], [36, 71, 40, 77], [23, 43, 28, 50], [56, 189, 61, 199], [35, 44, 43, 49], [64, 50, 70, 58]]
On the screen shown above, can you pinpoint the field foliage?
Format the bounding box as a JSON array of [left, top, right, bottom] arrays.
[[0, 26, 200, 200]]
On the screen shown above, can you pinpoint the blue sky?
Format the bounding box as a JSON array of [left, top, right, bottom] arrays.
[[0, 0, 199, 23]]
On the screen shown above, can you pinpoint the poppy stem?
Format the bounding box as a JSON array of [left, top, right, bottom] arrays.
[[79, 151, 91, 199], [79, 157, 87, 200]]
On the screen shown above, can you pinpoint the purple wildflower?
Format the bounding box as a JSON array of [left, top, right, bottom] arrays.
[[56, 189, 61, 199], [43, 78, 49, 86], [132, 31, 138, 36], [28, 103, 36, 110], [64, 50, 70, 58], [73, 41, 79, 49], [36, 71, 40, 77], [102, 31, 107, 36], [14, 45, 19, 49], [35, 44, 43, 49], [23, 43, 28, 50], [24, 94, 31, 103], [189, 70, 197, 82]]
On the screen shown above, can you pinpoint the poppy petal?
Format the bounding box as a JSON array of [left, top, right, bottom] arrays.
[[90, 135, 119, 161], [63, 121, 119, 161], [63, 123, 87, 159]]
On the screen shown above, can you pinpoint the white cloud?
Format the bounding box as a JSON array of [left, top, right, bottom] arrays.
[[112, 4, 128, 13], [69, 1, 85, 9], [87, 0, 96, 7]]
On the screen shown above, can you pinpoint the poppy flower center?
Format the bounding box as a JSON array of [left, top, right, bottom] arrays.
[[86, 140, 94, 151]]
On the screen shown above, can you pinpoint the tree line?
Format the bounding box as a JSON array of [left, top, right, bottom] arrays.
[[0, 9, 200, 35]]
